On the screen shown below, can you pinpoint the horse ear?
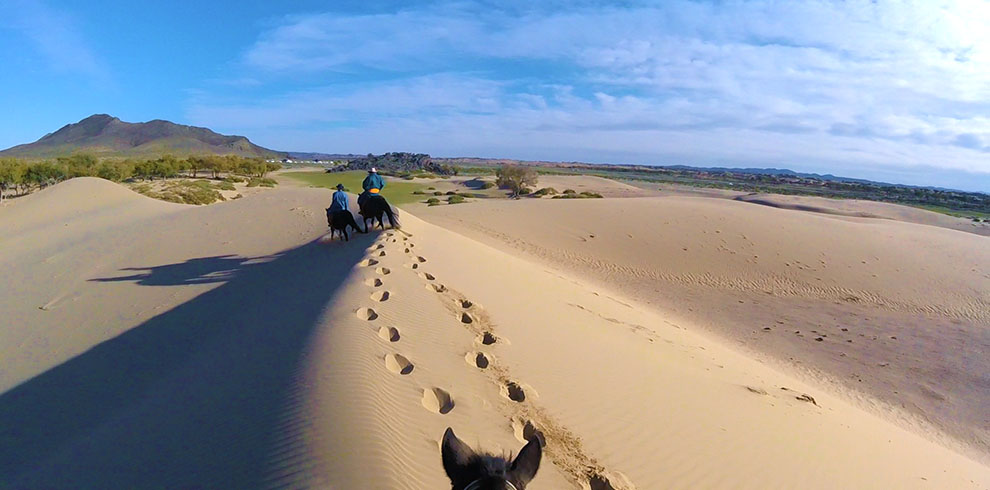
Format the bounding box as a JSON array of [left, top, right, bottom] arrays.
[[441, 427, 476, 480], [510, 437, 542, 485]]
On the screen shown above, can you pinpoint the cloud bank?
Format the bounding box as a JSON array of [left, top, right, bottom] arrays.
[[188, 0, 990, 190]]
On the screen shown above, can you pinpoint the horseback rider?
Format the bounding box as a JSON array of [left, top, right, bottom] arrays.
[[328, 183, 349, 213], [327, 183, 363, 235], [358, 167, 385, 208]]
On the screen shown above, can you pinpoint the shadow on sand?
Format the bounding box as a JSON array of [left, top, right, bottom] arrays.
[[0, 233, 377, 488]]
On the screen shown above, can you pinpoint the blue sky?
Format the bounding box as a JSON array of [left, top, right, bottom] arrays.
[[1, 1, 988, 191]]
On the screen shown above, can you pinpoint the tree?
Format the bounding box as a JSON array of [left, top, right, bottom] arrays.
[[495, 165, 538, 198], [133, 160, 155, 180], [96, 161, 130, 182], [57, 154, 99, 178], [0, 158, 26, 202], [25, 161, 67, 188], [186, 156, 205, 178]]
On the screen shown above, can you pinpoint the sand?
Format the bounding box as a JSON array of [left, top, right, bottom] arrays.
[[416, 195, 990, 461], [1, 177, 987, 488]]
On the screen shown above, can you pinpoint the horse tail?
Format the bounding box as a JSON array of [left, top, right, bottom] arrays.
[[384, 203, 398, 229]]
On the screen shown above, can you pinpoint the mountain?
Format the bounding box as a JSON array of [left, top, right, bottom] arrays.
[[0, 114, 285, 159]]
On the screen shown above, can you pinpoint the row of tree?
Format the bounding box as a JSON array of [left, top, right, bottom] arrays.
[[0, 154, 281, 202], [331, 152, 459, 176]]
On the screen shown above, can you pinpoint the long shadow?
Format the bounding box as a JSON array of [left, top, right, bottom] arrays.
[[0, 233, 377, 488]]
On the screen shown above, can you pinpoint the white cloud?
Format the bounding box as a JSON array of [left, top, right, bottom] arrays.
[[192, 0, 990, 188]]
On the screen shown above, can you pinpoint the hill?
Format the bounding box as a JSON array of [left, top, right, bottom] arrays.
[[0, 114, 285, 159]]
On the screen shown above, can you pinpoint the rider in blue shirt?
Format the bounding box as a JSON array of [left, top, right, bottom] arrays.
[[329, 183, 349, 213]]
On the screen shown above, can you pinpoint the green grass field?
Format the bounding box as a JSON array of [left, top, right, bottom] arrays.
[[282, 170, 428, 206]]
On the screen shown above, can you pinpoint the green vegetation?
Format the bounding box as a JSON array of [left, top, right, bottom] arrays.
[[392, 169, 440, 179], [912, 204, 990, 221], [426, 197, 441, 206], [331, 152, 458, 175], [0, 158, 26, 202], [531, 187, 558, 196], [0, 154, 280, 203], [553, 191, 603, 199], [282, 170, 426, 206], [133, 179, 227, 205], [447, 195, 466, 204], [480, 181, 496, 189], [496, 164, 539, 197], [531, 165, 988, 218], [246, 177, 277, 188]]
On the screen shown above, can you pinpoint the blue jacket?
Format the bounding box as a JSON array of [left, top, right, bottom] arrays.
[[329, 190, 349, 213], [362, 173, 385, 192]]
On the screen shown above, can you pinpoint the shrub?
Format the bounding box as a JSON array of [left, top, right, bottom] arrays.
[[57, 154, 99, 178], [496, 165, 538, 197], [447, 195, 466, 204], [445, 190, 457, 195], [247, 177, 277, 188], [563, 189, 576, 194], [427, 186, 436, 190], [25, 161, 67, 187], [426, 197, 441, 205], [95, 162, 126, 182], [134, 180, 226, 205], [412, 190, 426, 195], [552, 190, 603, 199], [480, 181, 496, 189], [219, 181, 236, 191], [532, 187, 558, 197], [433, 191, 444, 196], [518, 187, 532, 195], [0, 158, 26, 201]]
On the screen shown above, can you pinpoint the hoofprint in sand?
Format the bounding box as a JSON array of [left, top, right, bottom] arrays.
[[0, 178, 986, 488]]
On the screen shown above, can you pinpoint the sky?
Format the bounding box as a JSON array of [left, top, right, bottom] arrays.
[[0, 1, 988, 191]]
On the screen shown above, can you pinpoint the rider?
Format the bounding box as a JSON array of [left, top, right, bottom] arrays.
[[328, 183, 349, 213], [358, 167, 385, 208]]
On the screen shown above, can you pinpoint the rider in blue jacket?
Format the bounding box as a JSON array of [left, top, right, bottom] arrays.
[[329, 183, 349, 213], [327, 183, 364, 234]]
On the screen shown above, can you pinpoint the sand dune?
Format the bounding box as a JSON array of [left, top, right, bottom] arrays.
[[416, 196, 990, 461], [733, 192, 990, 236], [1, 179, 988, 488]]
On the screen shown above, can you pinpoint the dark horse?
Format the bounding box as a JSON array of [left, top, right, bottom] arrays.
[[326, 209, 364, 241], [441, 427, 541, 490], [359, 194, 399, 231]]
